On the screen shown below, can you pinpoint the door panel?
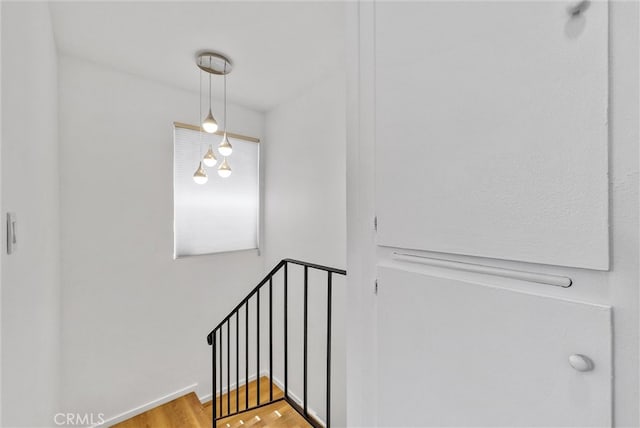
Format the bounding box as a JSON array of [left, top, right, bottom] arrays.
[[374, 1, 609, 270], [377, 267, 612, 427]]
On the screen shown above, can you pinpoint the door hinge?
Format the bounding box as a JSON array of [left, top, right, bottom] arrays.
[[374, 216, 377, 231]]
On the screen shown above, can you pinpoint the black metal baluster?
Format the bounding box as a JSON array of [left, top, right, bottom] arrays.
[[227, 319, 231, 415], [303, 265, 308, 415], [205, 260, 346, 428], [236, 311, 239, 414], [326, 272, 333, 428], [256, 289, 260, 407], [219, 329, 223, 417], [269, 277, 273, 402], [284, 262, 288, 398], [245, 300, 249, 410], [212, 333, 217, 428]]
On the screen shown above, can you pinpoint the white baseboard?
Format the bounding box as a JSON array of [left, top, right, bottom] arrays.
[[92, 383, 197, 427], [197, 372, 262, 404]]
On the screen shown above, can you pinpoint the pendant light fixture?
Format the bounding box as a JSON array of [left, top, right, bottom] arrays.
[[201, 56, 219, 133], [218, 136, 232, 157], [198, 56, 218, 168], [218, 157, 232, 178], [203, 145, 218, 167], [218, 61, 233, 158], [193, 161, 208, 184], [202, 110, 217, 133], [194, 51, 234, 181], [193, 68, 208, 184]]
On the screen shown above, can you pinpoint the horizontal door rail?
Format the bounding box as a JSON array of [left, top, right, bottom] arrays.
[[392, 251, 572, 288], [206, 258, 346, 428]]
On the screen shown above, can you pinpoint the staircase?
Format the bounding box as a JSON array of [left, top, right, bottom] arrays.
[[206, 259, 346, 428], [113, 259, 344, 428], [113, 377, 311, 428], [203, 377, 313, 427]]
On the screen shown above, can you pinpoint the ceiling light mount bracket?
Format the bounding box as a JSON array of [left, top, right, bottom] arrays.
[[196, 51, 233, 75]]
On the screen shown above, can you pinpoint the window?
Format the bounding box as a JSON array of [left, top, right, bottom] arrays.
[[173, 123, 260, 257]]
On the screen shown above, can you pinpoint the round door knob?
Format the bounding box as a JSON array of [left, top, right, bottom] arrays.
[[569, 354, 594, 372]]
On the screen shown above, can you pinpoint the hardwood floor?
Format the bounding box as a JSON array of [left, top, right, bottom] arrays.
[[210, 399, 312, 428], [112, 393, 210, 428], [112, 377, 312, 428], [205, 376, 283, 416]]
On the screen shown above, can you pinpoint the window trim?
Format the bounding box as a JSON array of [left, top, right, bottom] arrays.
[[173, 121, 261, 144]]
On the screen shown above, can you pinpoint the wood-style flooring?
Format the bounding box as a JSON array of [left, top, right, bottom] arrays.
[[112, 377, 312, 428]]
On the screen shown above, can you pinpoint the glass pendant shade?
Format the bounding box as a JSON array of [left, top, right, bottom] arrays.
[[218, 134, 233, 157], [203, 145, 218, 167], [202, 109, 218, 133], [193, 161, 208, 184], [218, 157, 232, 178]]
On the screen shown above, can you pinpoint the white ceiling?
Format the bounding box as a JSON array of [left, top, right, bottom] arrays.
[[49, 1, 346, 112]]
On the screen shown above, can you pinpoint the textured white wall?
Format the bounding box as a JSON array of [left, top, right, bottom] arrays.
[[57, 55, 265, 423], [1, 2, 61, 426], [263, 73, 347, 425]]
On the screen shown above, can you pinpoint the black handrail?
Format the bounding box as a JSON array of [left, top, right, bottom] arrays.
[[206, 259, 346, 428]]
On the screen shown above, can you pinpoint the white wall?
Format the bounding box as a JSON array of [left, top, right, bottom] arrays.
[[347, 0, 638, 426], [1, 2, 61, 427], [264, 74, 347, 270], [263, 73, 347, 425], [57, 55, 265, 423]]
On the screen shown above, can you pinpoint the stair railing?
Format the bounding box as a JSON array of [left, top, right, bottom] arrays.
[[206, 259, 346, 428]]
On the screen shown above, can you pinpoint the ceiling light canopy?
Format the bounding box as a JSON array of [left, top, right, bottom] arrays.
[[196, 52, 234, 75]]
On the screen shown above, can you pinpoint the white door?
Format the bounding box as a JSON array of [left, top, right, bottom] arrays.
[[364, 1, 613, 426], [376, 267, 612, 426]]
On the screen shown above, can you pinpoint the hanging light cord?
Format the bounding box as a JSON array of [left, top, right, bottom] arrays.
[[209, 56, 212, 112], [199, 67, 203, 157], [224, 61, 227, 134]]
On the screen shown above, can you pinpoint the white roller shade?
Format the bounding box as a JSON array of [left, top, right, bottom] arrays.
[[174, 126, 259, 257]]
